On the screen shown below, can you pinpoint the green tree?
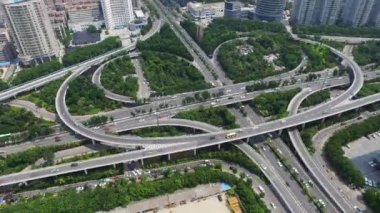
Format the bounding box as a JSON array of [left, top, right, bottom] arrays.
[[87, 25, 97, 33]]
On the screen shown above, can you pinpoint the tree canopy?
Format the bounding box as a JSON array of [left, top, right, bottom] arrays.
[[175, 106, 239, 129], [63, 37, 122, 67], [12, 60, 63, 85], [322, 115, 380, 188], [293, 24, 380, 38], [67, 75, 121, 115], [251, 88, 301, 118], [218, 35, 302, 83], [1, 169, 269, 213], [0, 104, 53, 139], [137, 24, 193, 60], [181, 18, 286, 55], [140, 51, 210, 95], [101, 56, 138, 99], [352, 41, 380, 66]]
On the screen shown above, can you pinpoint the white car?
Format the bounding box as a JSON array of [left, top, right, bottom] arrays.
[[260, 164, 267, 170], [277, 161, 283, 167], [270, 203, 276, 209]]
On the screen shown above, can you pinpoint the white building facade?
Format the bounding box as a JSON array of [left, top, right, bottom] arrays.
[[101, 0, 134, 29]]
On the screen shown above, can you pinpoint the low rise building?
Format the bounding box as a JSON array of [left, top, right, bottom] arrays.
[[129, 10, 147, 31], [187, 2, 224, 19], [66, 0, 104, 32]]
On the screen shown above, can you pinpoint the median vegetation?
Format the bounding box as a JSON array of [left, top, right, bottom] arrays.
[[250, 88, 301, 118], [101, 56, 138, 99], [0, 80, 8, 91], [0, 142, 85, 176], [218, 35, 302, 82], [67, 75, 121, 115], [300, 89, 330, 108], [140, 51, 210, 95], [22, 78, 65, 112], [11, 37, 122, 86], [301, 43, 341, 72], [363, 188, 380, 212], [181, 18, 286, 55], [62, 36, 122, 67], [293, 25, 380, 38], [12, 60, 63, 85], [174, 106, 239, 129], [2, 168, 269, 213], [358, 82, 380, 98], [299, 110, 359, 152], [352, 41, 380, 66], [0, 105, 53, 142], [128, 126, 190, 137], [322, 115, 380, 188], [137, 24, 193, 60]]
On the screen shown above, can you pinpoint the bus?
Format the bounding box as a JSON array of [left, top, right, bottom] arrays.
[[225, 132, 237, 139]]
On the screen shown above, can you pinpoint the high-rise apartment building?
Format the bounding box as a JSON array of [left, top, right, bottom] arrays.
[[342, 0, 375, 27], [290, 0, 317, 25], [255, 0, 286, 21], [2, 0, 60, 65], [369, 0, 380, 26], [319, 0, 342, 25], [101, 0, 134, 29], [291, 0, 342, 25]]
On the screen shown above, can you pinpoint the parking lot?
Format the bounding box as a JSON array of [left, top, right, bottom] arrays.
[[345, 132, 380, 185]]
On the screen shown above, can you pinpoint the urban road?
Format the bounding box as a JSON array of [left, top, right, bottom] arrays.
[[0, 7, 377, 213]]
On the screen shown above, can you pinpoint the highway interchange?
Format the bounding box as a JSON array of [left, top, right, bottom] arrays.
[[1, 1, 380, 212]]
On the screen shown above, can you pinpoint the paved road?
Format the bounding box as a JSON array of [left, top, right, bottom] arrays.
[[270, 138, 339, 213], [235, 142, 307, 213], [318, 35, 380, 44], [57, 65, 354, 147], [152, 0, 230, 86], [287, 88, 360, 212], [149, 0, 221, 86], [0, 45, 137, 102], [132, 59, 151, 99]]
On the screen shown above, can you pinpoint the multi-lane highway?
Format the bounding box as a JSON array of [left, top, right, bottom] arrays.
[[53, 25, 365, 148], [0, 46, 137, 102], [1, 4, 379, 213], [287, 88, 356, 212]]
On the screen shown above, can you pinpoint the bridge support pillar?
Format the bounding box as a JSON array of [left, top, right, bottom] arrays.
[[91, 139, 95, 144], [113, 164, 116, 168], [193, 149, 197, 156], [278, 129, 283, 135], [321, 118, 326, 123], [355, 107, 360, 113], [218, 144, 221, 150], [246, 137, 249, 143], [23, 181, 28, 186], [302, 123, 306, 129], [168, 154, 171, 161], [140, 159, 144, 166], [84, 169, 88, 175], [337, 113, 342, 118]]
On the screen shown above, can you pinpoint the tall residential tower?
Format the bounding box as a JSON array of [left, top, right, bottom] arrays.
[[291, 0, 343, 25], [342, 0, 375, 27], [2, 0, 60, 65], [255, 0, 286, 21]]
